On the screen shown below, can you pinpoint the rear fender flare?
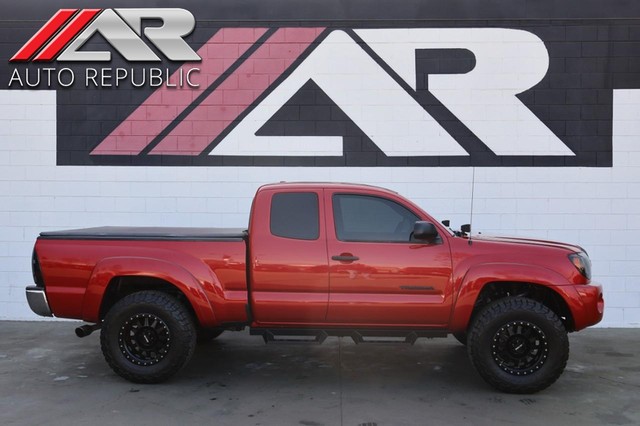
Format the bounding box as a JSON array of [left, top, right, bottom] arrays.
[[81, 257, 217, 326]]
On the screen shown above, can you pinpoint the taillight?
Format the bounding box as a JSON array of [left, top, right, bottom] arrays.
[[31, 249, 44, 287]]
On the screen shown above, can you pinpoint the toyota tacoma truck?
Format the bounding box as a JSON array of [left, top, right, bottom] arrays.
[[25, 182, 603, 393]]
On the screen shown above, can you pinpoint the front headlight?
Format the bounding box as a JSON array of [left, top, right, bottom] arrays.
[[568, 252, 591, 280]]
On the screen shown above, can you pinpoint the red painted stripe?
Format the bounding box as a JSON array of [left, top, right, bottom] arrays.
[[10, 9, 78, 62], [150, 27, 325, 155], [33, 9, 100, 62], [91, 28, 268, 156]]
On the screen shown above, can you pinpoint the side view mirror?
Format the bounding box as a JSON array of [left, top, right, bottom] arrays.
[[461, 224, 471, 234], [413, 221, 439, 240]]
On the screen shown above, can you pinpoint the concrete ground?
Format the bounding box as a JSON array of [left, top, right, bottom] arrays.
[[0, 322, 638, 426]]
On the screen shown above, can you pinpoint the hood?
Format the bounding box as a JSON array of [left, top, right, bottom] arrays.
[[470, 234, 585, 254]]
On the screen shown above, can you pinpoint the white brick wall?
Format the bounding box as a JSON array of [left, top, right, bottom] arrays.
[[0, 89, 638, 326]]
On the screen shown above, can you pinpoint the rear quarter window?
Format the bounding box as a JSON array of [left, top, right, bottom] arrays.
[[270, 192, 319, 240]]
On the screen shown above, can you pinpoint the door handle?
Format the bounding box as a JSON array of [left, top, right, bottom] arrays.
[[332, 254, 359, 262]]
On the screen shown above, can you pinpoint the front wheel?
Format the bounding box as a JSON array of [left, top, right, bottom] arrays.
[[467, 297, 569, 394], [100, 291, 196, 383]]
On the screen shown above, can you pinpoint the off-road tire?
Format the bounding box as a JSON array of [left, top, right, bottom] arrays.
[[467, 297, 569, 394], [100, 291, 196, 383]]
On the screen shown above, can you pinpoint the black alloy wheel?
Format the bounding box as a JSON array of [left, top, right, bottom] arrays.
[[118, 313, 171, 366], [491, 320, 548, 376]]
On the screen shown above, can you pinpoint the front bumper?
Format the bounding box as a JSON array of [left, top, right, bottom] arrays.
[[25, 286, 53, 317], [573, 283, 604, 330]]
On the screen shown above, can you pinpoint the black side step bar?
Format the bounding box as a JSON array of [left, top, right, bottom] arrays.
[[252, 329, 329, 344], [250, 328, 447, 345]]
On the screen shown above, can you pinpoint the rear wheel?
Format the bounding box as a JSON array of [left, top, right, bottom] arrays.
[[100, 291, 196, 383], [467, 297, 569, 394]]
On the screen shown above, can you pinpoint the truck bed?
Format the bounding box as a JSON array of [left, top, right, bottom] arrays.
[[39, 226, 247, 241]]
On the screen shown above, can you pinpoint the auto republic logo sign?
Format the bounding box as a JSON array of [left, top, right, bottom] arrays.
[[8, 8, 201, 88]]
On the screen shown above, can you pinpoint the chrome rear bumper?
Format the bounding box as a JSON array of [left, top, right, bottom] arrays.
[[25, 286, 52, 317]]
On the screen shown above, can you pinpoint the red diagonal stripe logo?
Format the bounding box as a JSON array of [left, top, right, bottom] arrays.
[[10, 9, 78, 62], [92, 27, 325, 157], [33, 9, 101, 62], [91, 28, 269, 156]]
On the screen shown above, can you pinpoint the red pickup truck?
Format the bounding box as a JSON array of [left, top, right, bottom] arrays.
[[25, 182, 603, 393]]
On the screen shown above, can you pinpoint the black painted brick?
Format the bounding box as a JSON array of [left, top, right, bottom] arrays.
[[534, 156, 565, 166], [581, 42, 611, 57], [549, 58, 566, 72], [377, 154, 407, 166], [565, 152, 597, 166], [550, 73, 582, 88], [314, 120, 347, 135], [613, 42, 640, 57], [518, 91, 535, 104], [345, 151, 377, 166], [566, 121, 598, 136], [597, 151, 613, 167], [565, 58, 602, 73], [284, 157, 315, 167], [548, 42, 582, 57], [598, 26, 630, 41], [610, 57, 631, 72], [534, 90, 565, 105], [581, 73, 613, 88], [300, 105, 331, 121], [284, 121, 316, 135], [579, 136, 610, 152], [274, 105, 300, 121], [314, 157, 345, 167], [257, 120, 284, 135], [581, 105, 612, 120], [294, 90, 317, 105], [407, 157, 440, 167], [546, 120, 566, 135], [72, 121, 102, 136], [549, 105, 580, 120], [86, 105, 118, 121], [58, 105, 87, 121], [565, 26, 599, 41], [528, 105, 550, 120], [613, 73, 640, 87], [532, 26, 567, 41], [253, 157, 285, 166], [598, 121, 612, 136], [342, 136, 364, 152], [566, 89, 598, 104]]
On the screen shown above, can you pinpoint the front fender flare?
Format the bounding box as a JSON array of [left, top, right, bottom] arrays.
[[449, 263, 571, 332], [81, 257, 217, 327]]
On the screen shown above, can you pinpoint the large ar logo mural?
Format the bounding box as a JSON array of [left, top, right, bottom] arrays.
[[93, 27, 571, 160], [8, 16, 636, 167]]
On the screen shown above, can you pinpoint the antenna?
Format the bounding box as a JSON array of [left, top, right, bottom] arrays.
[[468, 167, 476, 245]]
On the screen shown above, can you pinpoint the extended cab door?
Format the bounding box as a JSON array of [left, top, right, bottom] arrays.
[[249, 188, 329, 324], [325, 190, 453, 326]]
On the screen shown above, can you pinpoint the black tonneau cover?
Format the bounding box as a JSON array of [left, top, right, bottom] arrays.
[[39, 226, 247, 241]]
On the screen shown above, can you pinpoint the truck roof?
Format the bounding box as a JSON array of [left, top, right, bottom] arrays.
[[258, 182, 400, 195]]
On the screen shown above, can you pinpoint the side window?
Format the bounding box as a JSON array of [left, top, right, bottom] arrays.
[[333, 194, 420, 243], [270, 192, 319, 240]]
